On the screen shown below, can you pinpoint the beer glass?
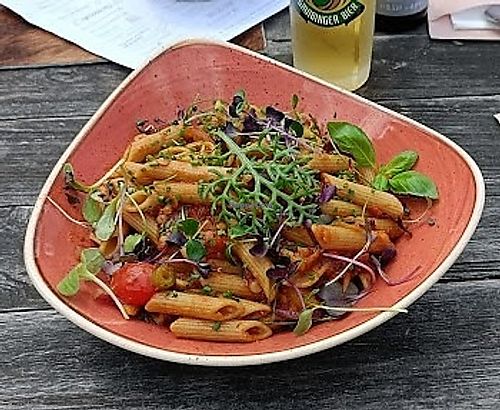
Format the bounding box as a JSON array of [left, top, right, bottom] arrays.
[[290, 0, 376, 91]]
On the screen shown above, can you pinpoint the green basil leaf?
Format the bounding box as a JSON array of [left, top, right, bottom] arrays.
[[178, 218, 199, 237], [82, 194, 103, 224], [186, 239, 206, 262], [95, 197, 118, 241], [293, 308, 314, 336], [372, 174, 389, 191], [123, 233, 143, 253], [81, 248, 105, 274], [381, 150, 418, 178], [57, 263, 85, 296], [388, 171, 439, 199], [291, 94, 299, 110], [327, 122, 376, 168]]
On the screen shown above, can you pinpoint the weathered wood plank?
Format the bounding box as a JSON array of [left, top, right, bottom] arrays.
[[1, 197, 498, 311], [262, 37, 500, 101], [1, 34, 499, 122], [1, 280, 499, 409]]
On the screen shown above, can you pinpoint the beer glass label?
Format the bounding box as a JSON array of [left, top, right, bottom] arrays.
[[293, 0, 366, 27]]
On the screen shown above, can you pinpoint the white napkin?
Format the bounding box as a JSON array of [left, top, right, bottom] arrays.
[[451, 5, 500, 30]]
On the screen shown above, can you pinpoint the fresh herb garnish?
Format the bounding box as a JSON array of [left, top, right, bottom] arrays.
[[388, 170, 439, 199], [123, 233, 144, 253], [293, 304, 408, 336], [200, 130, 319, 238], [82, 194, 103, 224], [57, 248, 129, 319], [186, 239, 206, 262], [327, 122, 376, 168], [94, 195, 120, 241]]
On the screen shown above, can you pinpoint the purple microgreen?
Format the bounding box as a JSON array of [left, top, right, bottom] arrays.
[[249, 236, 269, 257], [379, 247, 397, 266], [323, 253, 377, 286], [371, 255, 421, 286], [242, 111, 262, 132], [167, 231, 188, 247], [265, 106, 285, 124], [223, 122, 239, 138], [319, 183, 336, 204], [323, 233, 374, 288], [317, 281, 359, 318], [266, 261, 299, 281], [275, 308, 299, 320]]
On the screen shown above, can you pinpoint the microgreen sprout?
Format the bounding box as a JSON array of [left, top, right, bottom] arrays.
[[293, 304, 408, 336]]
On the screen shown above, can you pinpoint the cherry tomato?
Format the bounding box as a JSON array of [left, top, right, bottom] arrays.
[[111, 263, 156, 306], [205, 236, 227, 259]]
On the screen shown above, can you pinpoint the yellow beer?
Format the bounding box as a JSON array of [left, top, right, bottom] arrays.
[[290, 0, 376, 91]]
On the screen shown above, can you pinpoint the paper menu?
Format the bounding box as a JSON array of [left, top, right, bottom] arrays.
[[1, 0, 289, 68]]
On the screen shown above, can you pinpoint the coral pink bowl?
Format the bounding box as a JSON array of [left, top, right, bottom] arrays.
[[24, 40, 484, 366]]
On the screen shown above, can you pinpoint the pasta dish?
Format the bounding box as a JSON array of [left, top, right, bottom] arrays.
[[54, 91, 438, 343]]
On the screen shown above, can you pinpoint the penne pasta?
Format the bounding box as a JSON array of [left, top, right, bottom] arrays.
[[200, 272, 261, 300], [311, 224, 395, 253], [123, 211, 160, 246], [58, 92, 437, 343], [320, 199, 363, 217], [145, 291, 245, 321], [170, 318, 272, 342], [153, 182, 210, 205], [237, 299, 272, 318], [232, 242, 275, 302], [282, 226, 315, 246], [123, 160, 229, 185], [307, 153, 351, 173], [322, 174, 404, 219], [127, 125, 183, 162]]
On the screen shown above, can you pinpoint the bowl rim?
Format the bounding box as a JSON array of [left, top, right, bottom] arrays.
[[24, 38, 485, 367]]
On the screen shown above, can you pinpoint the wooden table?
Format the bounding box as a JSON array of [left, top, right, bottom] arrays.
[[1, 9, 499, 410]]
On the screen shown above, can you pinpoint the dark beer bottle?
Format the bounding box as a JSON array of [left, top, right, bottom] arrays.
[[376, 0, 428, 32]]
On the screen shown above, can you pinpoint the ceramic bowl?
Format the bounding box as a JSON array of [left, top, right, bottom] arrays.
[[24, 40, 485, 366]]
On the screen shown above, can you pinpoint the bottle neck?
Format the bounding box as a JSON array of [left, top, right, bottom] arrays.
[[376, 0, 428, 18]]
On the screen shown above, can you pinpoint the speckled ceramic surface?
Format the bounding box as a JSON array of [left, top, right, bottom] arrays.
[[24, 40, 484, 366]]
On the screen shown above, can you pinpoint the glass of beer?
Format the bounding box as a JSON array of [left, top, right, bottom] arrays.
[[290, 0, 376, 91]]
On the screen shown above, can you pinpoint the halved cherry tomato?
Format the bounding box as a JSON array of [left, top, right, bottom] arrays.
[[111, 262, 156, 306]]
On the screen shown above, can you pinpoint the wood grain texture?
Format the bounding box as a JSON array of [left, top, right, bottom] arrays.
[[1, 8, 499, 408], [1, 280, 499, 409], [0, 6, 265, 68]]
